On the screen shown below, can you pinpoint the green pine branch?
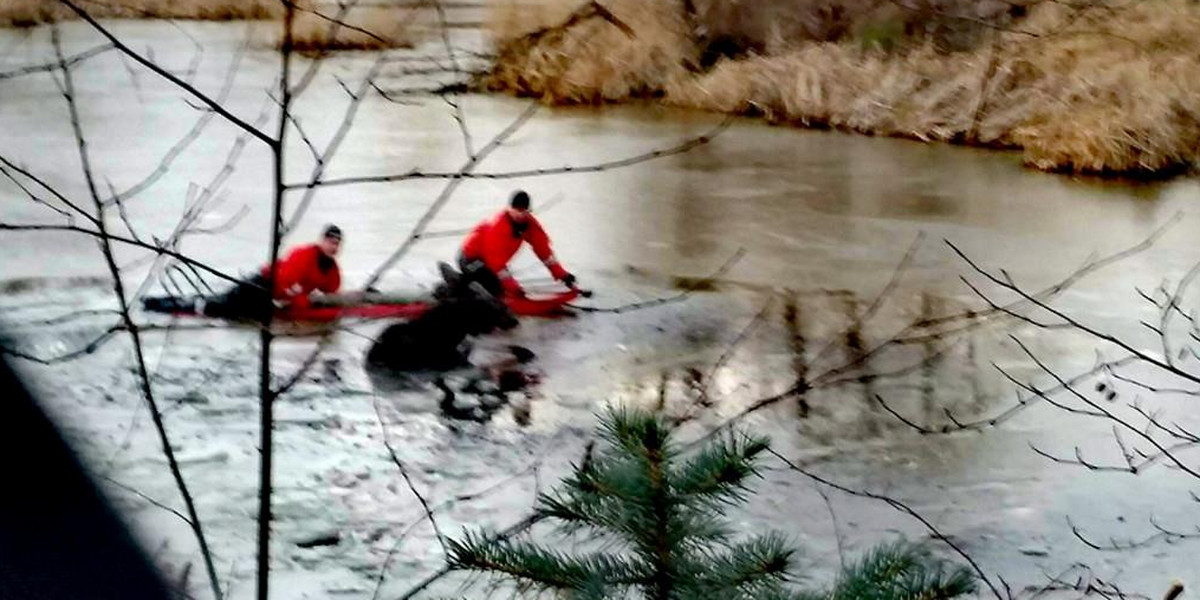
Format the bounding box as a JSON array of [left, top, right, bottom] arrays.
[[680, 532, 797, 597], [447, 530, 646, 593], [444, 409, 978, 600], [824, 541, 976, 600], [674, 433, 769, 508]]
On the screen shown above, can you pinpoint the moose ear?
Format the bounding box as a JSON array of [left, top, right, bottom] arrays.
[[438, 262, 462, 287], [466, 281, 496, 301]]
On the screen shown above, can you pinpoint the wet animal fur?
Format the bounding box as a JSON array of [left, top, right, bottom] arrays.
[[366, 266, 518, 371]]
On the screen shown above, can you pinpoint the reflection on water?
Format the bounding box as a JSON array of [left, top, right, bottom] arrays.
[[596, 281, 1006, 450]]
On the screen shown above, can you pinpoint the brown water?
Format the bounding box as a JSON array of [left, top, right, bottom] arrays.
[[2, 16, 1199, 599]]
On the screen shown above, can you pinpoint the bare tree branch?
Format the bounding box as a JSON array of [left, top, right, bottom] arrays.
[[282, 0, 393, 46], [58, 0, 273, 146], [1007, 335, 1200, 479], [282, 0, 438, 234], [948, 239, 1200, 388], [0, 326, 121, 365], [1030, 562, 1153, 600], [0, 223, 247, 287], [101, 475, 193, 527], [255, 3, 296, 597], [0, 43, 114, 81], [0, 154, 99, 225], [289, 0, 437, 99], [269, 333, 334, 400], [430, 0, 473, 157], [287, 117, 732, 191], [694, 296, 774, 408], [1069, 515, 1200, 552], [1108, 369, 1200, 397], [103, 36, 250, 207], [362, 102, 540, 289], [288, 0, 365, 98], [8, 308, 122, 329], [372, 395, 448, 554], [0, 163, 76, 222], [1156, 258, 1200, 370], [570, 247, 746, 314], [766, 447, 1004, 600], [369, 447, 557, 600], [911, 214, 1180, 335], [51, 25, 223, 600]]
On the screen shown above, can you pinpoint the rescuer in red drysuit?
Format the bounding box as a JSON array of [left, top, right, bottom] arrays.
[[263, 224, 342, 312], [142, 225, 344, 321], [194, 224, 342, 321], [458, 191, 575, 298]]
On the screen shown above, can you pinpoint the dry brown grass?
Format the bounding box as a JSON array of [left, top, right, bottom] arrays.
[[484, 0, 691, 103], [486, 0, 1200, 176], [289, 5, 417, 53], [1, 0, 418, 51], [0, 0, 285, 27]]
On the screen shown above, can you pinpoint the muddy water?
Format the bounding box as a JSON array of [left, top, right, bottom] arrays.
[[3, 16, 1200, 599]]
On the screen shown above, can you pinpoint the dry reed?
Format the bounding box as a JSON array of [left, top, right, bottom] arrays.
[[1, 0, 418, 52], [0, 0, 285, 27], [485, 0, 1200, 176], [289, 5, 417, 53]]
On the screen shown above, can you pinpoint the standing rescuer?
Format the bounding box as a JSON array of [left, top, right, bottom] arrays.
[[458, 190, 575, 298]]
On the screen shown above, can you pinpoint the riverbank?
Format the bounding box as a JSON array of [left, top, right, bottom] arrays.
[[0, 0, 284, 25], [0, 0, 415, 51], [483, 0, 1200, 178]]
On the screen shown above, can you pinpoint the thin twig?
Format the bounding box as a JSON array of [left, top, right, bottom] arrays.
[[104, 37, 250, 207], [52, 25, 223, 600], [370, 450, 553, 600], [948, 239, 1200, 389], [255, 4, 295, 598], [695, 297, 775, 407], [0, 222, 248, 287], [372, 395, 448, 555], [282, 0, 393, 46], [369, 457, 546, 600], [1008, 335, 1200, 479], [101, 475, 192, 526], [570, 247, 745, 314], [282, 0, 435, 234], [767, 447, 1004, 600], [1069, 515, 1200, 552], [0, 163, 75, 221], [288, 117, 732, 191], [0, 326, 121, 365], [0, 154, 99, 224], [431, 0, 473, 157], [0, 43, 113, 81], [270, 333, 334, 400], [363, 102, 541, 289], [58, 0, 272, 146]]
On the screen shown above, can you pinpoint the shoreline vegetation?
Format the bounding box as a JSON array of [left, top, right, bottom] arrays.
[[6, 0, 1198, 177], [483, 0, 1200, 178], [0, 0, 416, 51]]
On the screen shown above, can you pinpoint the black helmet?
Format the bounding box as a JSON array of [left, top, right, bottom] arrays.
[[510, 190, 531, 211]]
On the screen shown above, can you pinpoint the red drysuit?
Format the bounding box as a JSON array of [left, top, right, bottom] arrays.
[[261, 244, 341, 310], [460, 211, 568, 294]]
